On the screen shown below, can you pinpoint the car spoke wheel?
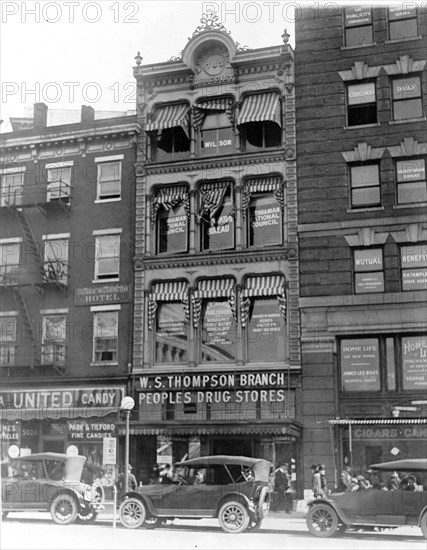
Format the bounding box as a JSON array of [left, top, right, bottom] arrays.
[[420, 513, 427, 539], [218, 501, 250, 534], [119, 497, 146, 529], [143, 516, 163, 529], [307, 505, 339, 537], [50, 494, 78, 525]]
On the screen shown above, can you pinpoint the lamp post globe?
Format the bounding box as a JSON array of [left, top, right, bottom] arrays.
[[121, 396, 135, 411]]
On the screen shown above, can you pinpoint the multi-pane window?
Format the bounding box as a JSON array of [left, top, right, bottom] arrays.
[[392, 76, 423, 120], [93, 311, 118, 363], [343, 7, 373, 47], [0, 317, 16, 367], [242, 122, 281, 150], [155, 302, 188, 364], [147, 103, 190, 161], [350, 163, 381, 207], [47, 166, 71, 202], [401, 244, 427, 291], [0, 241, 20, 283], [42, 314, 66, 365], [388, 6, 418, 40], [246, 298, 285, 363], [347, 81, 377, 126], [0, 171, 24, 206], [248, 194, 282, 246], [97, 161, 121, 200], [94, 234, 120, 280], [396, 158, 426, 204], [340, 334, 427, 392], [353, 248, 384, 293], [44, 238, 68, 285], [155, 128, 190, 160], [201, 112, 234, 156]]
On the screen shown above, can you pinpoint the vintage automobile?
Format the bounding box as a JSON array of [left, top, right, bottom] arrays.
[[306, 458, 427, 538], [1, 452, 104, 524], [119, 455, 272, 533]]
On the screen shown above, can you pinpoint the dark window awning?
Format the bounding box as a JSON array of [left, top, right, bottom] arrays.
[[0, 407, 117, 422], [146, 103, 190, 137], [242, 176, 285, 211], [238, 93, 281, 127]]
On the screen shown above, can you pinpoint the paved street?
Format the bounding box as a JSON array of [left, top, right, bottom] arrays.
[[1, 511, 425, 550]]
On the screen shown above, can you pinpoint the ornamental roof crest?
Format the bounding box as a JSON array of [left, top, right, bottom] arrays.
[[188, 12, 231, 40]]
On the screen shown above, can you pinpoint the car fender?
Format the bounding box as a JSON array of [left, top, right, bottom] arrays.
[[307, 499, 348, 524], [214, 491, 254, 517], [119, 491, 158, 517], [418, 505, 427, 526], [49, 488, 83, 511]]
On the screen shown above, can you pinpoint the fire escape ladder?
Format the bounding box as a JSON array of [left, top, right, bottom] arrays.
[[12, 287, 38, 368], [15, 209, 45, 281]]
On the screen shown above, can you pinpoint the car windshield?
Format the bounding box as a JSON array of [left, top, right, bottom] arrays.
[[178, 464, 256, 485], [45, 459, 66, 480]]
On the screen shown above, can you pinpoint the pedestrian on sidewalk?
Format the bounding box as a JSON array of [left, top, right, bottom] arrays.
[[311, 465, 323, 498], [274, 463, 293, 513], [318, 464, 329, 496]]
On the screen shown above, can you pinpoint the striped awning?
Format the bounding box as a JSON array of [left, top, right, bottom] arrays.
[[0, 407, 117, 422], [198, 181, 229, 222], [148, 281, 189, 330], [242, 275, 285, 298], [150, 281, 188, 301], [241, 275, 286, 328], [238, 93, 281, 127], [192, 98, 234, 128], [151, 185, 189, 226], [146, 103, 190, 137], [330, 418, 427, 425], [119, 422, 302, 436], [193, 278, 236, 329], [242, 176, 284, 212]]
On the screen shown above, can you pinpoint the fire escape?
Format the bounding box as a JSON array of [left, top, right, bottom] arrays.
[[0, 179, 71, 374]]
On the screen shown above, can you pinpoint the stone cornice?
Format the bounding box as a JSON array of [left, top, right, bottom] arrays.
[[143, 150, 288, 176], [134, 245, 296, 271]]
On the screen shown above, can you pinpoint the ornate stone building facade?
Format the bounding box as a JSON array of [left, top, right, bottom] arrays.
[[126, 15, 301, 485]]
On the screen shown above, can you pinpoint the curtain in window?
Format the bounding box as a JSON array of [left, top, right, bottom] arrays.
[[151, 185, 190, 227], [240, 275, 286, 327], [241, 176, 284, 213], [146, 103, 190, 137], [192, 98, 234, 129], [192, 278, 236, 328], [148, 281, 189, 329]]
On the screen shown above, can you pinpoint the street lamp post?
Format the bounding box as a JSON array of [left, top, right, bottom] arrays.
[[120, 396, 135, 492]]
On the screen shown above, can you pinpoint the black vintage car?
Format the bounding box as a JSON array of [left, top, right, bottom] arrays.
[[306, 458, 427, 538], [1, 452, 104, 524], [119, 455, 271, 533]]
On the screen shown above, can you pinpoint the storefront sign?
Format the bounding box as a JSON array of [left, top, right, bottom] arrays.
[[137, 371, 290, 405], [341, 338, 380, 391], [402, 335, 427, 390], [0, 387, 124, 411], [103, 437, 117, 465], [345, 7, 372, 26], [353, 426, 427, 440], [0, 421, 20, 441], [68, 420, 116, 440], [75, 284, 131, 305]]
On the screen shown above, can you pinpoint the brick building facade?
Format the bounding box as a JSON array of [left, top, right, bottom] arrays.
[[296, 5, 427, 489]]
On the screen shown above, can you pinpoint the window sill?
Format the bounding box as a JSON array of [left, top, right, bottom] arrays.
[[393, 202, 427, 210], [341, 42, 377, 50], [385, 36, 422, 45], [94, 198, 121, 204], [92, 278, 120, 284], [90, 362, 119, 367], [344, 123, 381, 130], [347, 206, 384, 213], [389, 117, 426, 125]]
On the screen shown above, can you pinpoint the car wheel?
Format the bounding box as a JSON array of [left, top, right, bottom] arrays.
[[76, 509, 98, 524], [143, 516, 163, 529], [50, 494, 78, 525], [119, 497, 146, 529], [218, 500, 250, 534], [306, 504, 339, 537], [420, 513, 427, 539], [247, 518, 262, 531]]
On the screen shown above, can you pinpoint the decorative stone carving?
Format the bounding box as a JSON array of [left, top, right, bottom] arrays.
[[342, 142, 385, 162], [383, 55, 426, 75], [339, 61, 381, 81], [388, 137, 427, 158], [344, 227, 389, 247]]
